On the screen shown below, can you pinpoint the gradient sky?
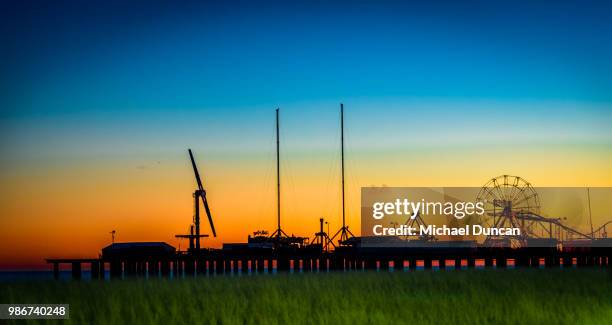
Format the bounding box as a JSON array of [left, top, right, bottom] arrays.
[[1, 0, 611, 269]]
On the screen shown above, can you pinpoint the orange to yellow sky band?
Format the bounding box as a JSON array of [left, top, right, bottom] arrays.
[[0, 101, 611, 269]]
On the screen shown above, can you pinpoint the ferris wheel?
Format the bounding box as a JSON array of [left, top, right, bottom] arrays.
[[476, 175, 540, 246]]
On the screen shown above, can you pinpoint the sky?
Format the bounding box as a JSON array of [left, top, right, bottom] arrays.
[[1, 0, 611, 269]]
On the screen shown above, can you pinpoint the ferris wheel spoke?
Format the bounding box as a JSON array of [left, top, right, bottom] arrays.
[[509, 180, 527, 203], [512, 192, 538, 211], [508, 180, 522, 203], [490, 179, 503, 202], [492, 182, 507, 204], [482, 187, 502, 206]]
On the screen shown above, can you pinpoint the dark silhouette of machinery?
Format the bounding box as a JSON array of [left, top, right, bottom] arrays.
[[175, 149, 217, 253], [310, 218, 335, 252]]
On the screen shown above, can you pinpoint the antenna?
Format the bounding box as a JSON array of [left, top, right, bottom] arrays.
[[587, 188, 594, 238], [270, 108, 288, 241], [341, 103, 346, 231], [277, 108, 281, 239], [110, 230, 116, 244], [331, 103, 355, 245]]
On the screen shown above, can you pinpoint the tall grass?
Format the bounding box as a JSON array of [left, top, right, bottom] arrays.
[[1, 269, 611, 324]]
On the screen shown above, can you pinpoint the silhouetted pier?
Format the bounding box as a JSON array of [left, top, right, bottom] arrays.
[[46, 244, 610, 280], [44, 113, 612, 280]]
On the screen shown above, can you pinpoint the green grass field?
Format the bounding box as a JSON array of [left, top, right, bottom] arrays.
[[1, 269, 611, 324]]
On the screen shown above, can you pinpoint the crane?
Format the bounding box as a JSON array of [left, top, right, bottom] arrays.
[[175, 149, 217, 253]]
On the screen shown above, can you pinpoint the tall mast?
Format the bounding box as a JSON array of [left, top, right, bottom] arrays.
[[270, 108, 287, 241], [341, 103, 346, 230], [331, 103, 354, 245], [276, 108, 281, 239], [587, 188, 593, 237]]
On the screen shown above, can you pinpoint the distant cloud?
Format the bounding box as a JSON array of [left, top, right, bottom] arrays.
[[136, 161, 161, 170]]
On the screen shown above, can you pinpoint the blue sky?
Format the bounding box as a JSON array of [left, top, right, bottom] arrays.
[[2, 0, 612, 116], [1, 0, 611, 162]]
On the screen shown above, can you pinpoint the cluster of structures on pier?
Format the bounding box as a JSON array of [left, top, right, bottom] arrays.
[[46, 104, 611, 279]]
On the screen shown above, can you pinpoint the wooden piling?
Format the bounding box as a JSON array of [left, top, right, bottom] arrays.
[[91, 261, 100, 279], [71, 262, 81, 279]]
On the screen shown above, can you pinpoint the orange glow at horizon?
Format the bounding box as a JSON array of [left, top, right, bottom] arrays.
[[1, 141, 612, 269]]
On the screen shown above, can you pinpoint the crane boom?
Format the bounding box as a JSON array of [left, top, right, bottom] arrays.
[[187, 149, 217, 237], [188, 149, 204, 192]]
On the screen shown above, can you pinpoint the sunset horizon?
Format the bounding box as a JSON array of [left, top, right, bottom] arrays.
[[1, 2, 611, 324], [2, 99, 611, 269], [0, 1, 612, 269]]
